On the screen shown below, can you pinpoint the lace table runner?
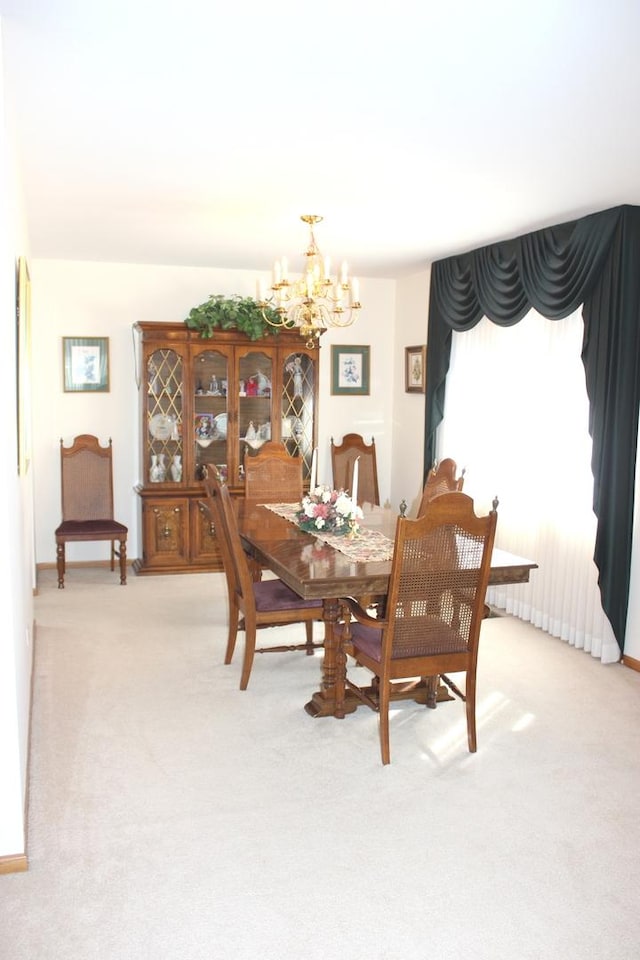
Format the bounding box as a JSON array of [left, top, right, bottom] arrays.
[[262, 502, 394, 562]]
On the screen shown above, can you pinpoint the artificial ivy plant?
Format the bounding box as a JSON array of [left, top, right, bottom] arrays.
[[184, 294, 282, 341]]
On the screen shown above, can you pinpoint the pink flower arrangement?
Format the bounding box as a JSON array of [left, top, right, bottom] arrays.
[[297, 485, 363, 536]]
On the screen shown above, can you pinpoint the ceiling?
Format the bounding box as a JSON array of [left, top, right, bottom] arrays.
[[2, 0, 640, 279]]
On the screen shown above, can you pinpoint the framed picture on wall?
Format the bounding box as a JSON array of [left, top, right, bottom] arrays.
[[63, 337, 110, 392], [330, 345, 370, 396], [17, 256, 32, 475], [405, 345, 426, 393]]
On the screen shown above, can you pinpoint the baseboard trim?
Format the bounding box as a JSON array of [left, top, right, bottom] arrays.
[[0, 854, 28, 875], [621, 654, 640, 673], [36, 559, 134, 572]]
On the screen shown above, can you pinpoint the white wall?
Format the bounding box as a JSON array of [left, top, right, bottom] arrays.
[[391, 268, 431, 516], [0, 20, 36, 862], [30, 260, 396, 565]]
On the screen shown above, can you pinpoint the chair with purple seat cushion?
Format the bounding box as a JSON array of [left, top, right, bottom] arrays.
[[202, 469, 324, 690], [336, 492, 497, 764], [54, 434, 128, 588]]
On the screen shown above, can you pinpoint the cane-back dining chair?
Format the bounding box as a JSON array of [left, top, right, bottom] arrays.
[[202, 470, 323, 690], [417, 458, 465, 516], [330, 432, 380, 506], [54, 434, 128, 589], [244, 440, 304, 502], [336, 492, 497, 764]]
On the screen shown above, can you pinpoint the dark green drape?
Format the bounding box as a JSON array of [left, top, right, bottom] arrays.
[[424, 205, 640, 652]]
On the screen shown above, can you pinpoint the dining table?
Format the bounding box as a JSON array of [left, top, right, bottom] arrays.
[[236, 499, 538, 719]]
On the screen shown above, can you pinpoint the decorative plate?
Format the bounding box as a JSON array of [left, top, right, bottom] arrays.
[[149, 413, 175, 440], [212, 412, 227, 439]]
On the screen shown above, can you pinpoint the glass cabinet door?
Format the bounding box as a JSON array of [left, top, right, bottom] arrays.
[[237, 348, 273, 484], [192, 349, 229, 482], [146, 348, 183, 484], [282, 351, 315, 484]]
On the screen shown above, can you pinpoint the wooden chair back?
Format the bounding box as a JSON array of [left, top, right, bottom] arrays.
[[244, 441, 303, 501], [418, 458, 465, 515], [330, 432, 380, 506], [60, 433, 116, 520]]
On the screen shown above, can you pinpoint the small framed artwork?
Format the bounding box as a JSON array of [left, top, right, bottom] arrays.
[[405, 345, 426, 394], [331, 345, 370, 396], [63, 337, 110, 392]]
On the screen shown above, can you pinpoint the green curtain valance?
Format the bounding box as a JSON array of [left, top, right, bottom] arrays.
[[425, 204, 640, 652]]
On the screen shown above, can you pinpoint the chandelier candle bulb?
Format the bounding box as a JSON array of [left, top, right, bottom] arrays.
[[273, 260, 281, 284], [351, 277, 360, 303]]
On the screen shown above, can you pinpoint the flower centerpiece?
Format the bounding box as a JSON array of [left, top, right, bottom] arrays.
[[297, 485, 364, 536]]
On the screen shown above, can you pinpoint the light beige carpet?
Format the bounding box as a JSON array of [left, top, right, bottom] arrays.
[[2, 566, 640, 959]]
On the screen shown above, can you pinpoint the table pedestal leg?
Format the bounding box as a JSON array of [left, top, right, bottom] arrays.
[[305, 598, 360, 718]]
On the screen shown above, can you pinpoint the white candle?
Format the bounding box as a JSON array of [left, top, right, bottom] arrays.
[[323, 255, 331, 279], [281, 257, 289, 281], [273, 260, 281, 285], [310, 447, 317, 492], [352, 456, 360, 505], [256, 278, 265, 302], [351, 277, 360, 304]]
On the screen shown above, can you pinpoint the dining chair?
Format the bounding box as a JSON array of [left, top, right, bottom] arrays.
[[243, 440, 304, 502], [336, 491, 497, 764], [54, 434, 128, 589], [330, 432, 380, 506], [417, 458, 465, 516], [202, 470, 323, 690]]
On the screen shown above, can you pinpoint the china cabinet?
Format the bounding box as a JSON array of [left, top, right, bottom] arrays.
[[133, 322, 319, 574]]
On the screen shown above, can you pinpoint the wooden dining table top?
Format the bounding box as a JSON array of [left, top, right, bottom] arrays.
[[236, 499, 538, 600]]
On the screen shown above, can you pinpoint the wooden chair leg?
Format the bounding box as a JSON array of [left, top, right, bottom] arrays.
[[466, 671, 477, 753], [118, 538, 127, 584], [379, 679, 391, 765], [305, 621, 314, 655], [224, 600, 240, 665], [240, 617, 257, 690], [56, 541, 65, 589], [110, 540, 116, 572]]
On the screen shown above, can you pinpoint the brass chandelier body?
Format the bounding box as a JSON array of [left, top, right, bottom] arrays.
[[258, 215, 361, 348]]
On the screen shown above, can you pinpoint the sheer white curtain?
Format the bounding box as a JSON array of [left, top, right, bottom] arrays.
[[437, 308, 620, 663]]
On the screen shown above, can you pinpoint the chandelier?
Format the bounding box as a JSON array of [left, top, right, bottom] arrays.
[[257, 214, 361, 348]]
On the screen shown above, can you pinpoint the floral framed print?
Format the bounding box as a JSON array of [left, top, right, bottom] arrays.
[[405, 345, 426, 394], [331, 345, 370, 396], [63, 337, 110, 392]]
